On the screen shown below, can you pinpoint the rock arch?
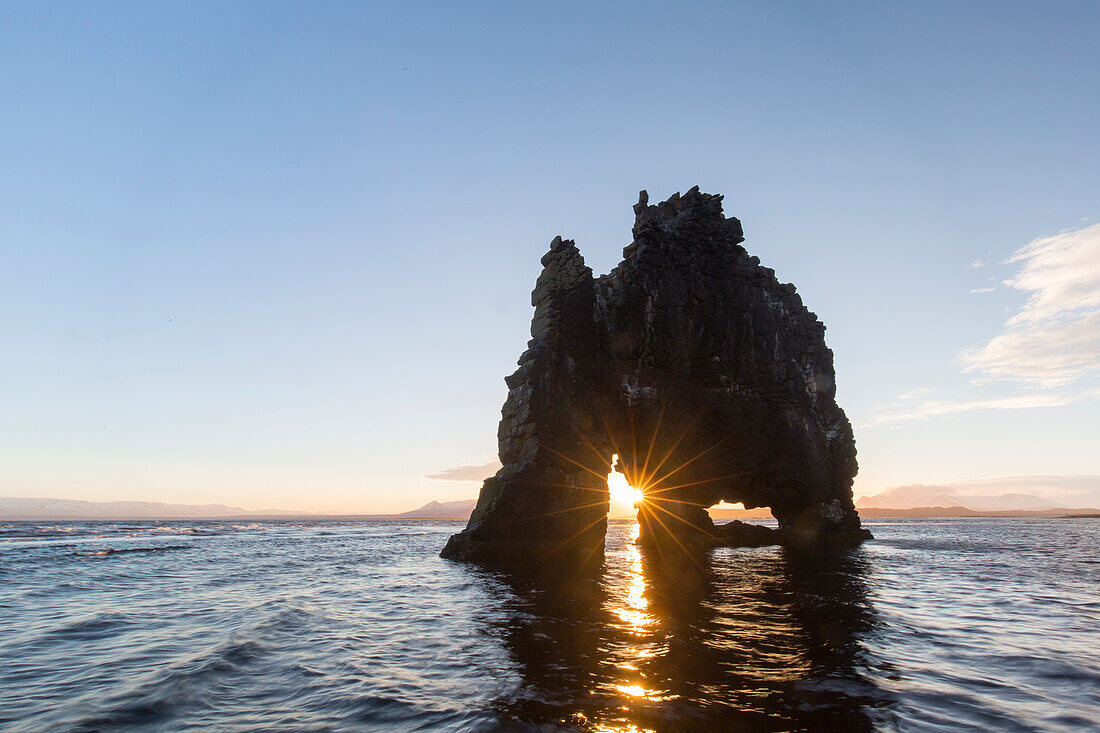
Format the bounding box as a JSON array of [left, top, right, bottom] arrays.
[[441, 188, 870, 562]]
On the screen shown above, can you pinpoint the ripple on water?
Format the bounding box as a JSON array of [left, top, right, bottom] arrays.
[[0, 518, 1097, 731]]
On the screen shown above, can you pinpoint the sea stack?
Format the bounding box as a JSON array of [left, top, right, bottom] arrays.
[[442, 188, 870, 562]]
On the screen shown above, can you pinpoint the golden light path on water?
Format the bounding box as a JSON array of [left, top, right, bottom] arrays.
[[583, 456, 807, 732], [585, 521, 676, 733], [594, 458, 673, 732], [567, 447, 806, 730]]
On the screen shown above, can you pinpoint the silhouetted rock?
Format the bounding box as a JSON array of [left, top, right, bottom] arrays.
[[441, 188, 871, 563], [712, 520, 782, 547]]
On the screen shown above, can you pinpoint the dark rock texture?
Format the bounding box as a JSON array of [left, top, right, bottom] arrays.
[[441, 188, 870, 562]]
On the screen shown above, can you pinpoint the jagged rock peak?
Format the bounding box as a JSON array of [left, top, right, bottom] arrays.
[[633, 186, 743, 245], [531, 237, 592, 302], [530, 236, 595, 342]]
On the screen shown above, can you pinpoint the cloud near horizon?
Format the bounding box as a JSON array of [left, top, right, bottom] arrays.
[[962, 222, 1100, 388], [862, 387, 1100, 428], [423, 460, 502, 481]]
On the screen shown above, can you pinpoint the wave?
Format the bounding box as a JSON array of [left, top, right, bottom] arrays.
[[2, 518, 1096, 732], [73, 545, 191, 558], [42, 612, 137, 642]]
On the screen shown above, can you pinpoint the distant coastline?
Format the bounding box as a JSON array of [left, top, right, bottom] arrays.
[[2, 497, 1097, 522], [0, 497, 478, 522], [856, 506, 1100, 518]]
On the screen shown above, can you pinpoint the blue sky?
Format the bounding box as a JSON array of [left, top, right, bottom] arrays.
[[2, 1, 1098, 512]]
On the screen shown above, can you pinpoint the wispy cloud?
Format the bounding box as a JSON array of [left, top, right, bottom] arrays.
[[423, 460, 501, 481], [872, 221, 1100, 426], [862, 387, 1100, 428], [966, 258, 985, 270], [894, 387, 934, 401], [962, 222, 1100, 387]]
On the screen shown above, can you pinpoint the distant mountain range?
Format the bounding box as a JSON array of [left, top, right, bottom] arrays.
[[0, 497, 482, 521], [854, 484, 1098, 517], [0, 497, 301, 521], [399, 496, 1100, 520], [856, 506, 1100, 518], [4, 488, 1096, 521], [856, 485, 1062, 511], [396, 500, 477, 519]]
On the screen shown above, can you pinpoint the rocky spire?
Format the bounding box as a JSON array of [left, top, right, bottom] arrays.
[[441, 189, 869, 563]]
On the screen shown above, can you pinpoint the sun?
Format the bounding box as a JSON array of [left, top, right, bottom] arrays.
[[607, 454, 644, 508]]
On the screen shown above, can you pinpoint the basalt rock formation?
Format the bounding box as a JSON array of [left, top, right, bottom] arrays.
[[441, 188, 870, 562]]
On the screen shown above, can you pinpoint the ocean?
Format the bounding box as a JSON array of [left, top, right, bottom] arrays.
[[1, 518, 1097, 732]]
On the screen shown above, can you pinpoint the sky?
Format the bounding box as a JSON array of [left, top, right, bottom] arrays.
[[1, 1, 1098, 513]]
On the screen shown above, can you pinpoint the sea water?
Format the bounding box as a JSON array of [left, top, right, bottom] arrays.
[[1, 518, 1097, 731]]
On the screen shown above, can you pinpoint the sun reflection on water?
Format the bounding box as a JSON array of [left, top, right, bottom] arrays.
[[473, 515, 884, 731], [602, 520, 675, 726], [615, 524, 650, 632]]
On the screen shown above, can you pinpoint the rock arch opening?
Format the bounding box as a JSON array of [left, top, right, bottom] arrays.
[[607, 455, 643, 518], [441, 188, 870, 563]]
